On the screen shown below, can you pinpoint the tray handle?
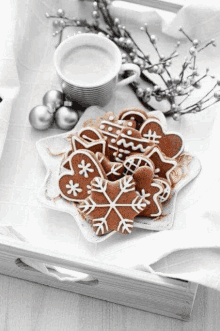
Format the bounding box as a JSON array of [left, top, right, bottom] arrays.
[[15, 258, 99, 285]]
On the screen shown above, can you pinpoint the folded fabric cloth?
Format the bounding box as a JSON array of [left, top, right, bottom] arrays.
[[0, 0, 19, 158]]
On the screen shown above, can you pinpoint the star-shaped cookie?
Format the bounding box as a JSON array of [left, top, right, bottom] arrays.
[[145, 146, 177, 183]]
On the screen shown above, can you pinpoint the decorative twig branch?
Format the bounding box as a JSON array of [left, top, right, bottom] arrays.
[[45, 1, 220, 120]]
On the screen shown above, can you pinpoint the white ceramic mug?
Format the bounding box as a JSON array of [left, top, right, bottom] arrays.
[[54, 33, 140, 107]]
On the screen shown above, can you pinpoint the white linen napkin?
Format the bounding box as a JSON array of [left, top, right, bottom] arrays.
[[0, 0, 19, 159], [2, 0, 220, 290]]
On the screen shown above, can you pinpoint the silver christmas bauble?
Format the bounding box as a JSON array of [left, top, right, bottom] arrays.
[[29, 105, 54, 130], [43, 90, 64, 113], [55, 106, 79, 130]]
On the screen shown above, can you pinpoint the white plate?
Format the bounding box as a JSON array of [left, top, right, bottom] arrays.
[[37, 107, 201, 243]]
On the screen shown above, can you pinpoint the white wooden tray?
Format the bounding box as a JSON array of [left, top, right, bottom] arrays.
[[0, 231, 197, 321]]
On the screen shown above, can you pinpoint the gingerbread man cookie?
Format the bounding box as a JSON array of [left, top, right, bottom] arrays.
[[96, 152, 125, 181], [140, 119, 183, 158], [133, 166, 163, 218], [79, 176, 147, 235], [145, 146, 177, 183], [59, 150, 107, 202]]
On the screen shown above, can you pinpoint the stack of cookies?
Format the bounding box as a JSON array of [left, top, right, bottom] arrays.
[[58, 108, 184, 236]]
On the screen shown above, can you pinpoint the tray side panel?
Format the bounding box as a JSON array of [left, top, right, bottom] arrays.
[[0, 239, 197, 321]]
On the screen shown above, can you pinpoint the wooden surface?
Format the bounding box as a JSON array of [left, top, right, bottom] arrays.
[[0, 274, 219, 331]]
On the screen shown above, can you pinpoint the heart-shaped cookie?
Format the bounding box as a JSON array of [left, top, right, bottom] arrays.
[[140, 119, 183, 158], [59, 150, 107, 202]]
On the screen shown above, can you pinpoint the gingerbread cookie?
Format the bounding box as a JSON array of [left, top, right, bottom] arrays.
[[59, 150, 107, 202], [133, 166, 163, 218], [144, 146, 177, 183], [140, 119, 183, 158], [96, 152, 125, 181], [123, 154, 154, 176], [62, 136, 108, 170], [97, 114, 136, 161], [154, 177, 171, 203], [77, 127, 104, 142], [79, 176, 147, 235], [114, 127, 150, 162], [118, 108, 148, 130]]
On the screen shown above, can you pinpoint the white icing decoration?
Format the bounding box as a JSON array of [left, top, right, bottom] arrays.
[[66, 180, 82, 196], [93, 218, 109, 235], [116, 130, 121, 135], [117, 219, 133, 234], [154, 168, 160, 177], [100, 124, 105, 129], [121, 110, 146, 122], [128, 122, 133, 127], [106, 164, 122, 177], [78, 127, 103, 142], [109, 116, 114, 121], [72, 135, 106, 156], [140, 189, 151, 205], [108, 127, 113, 132], [155, 179, 171, 202], [111, 138, 116, 143], [78, 160, 94, 178], [119, 148, 130, 154], [79, 176, 146, 235], [127, 130, 132, 136], [151, 182, 163, 217], [118, 120, 123, 125], [82, 135, 94, 142], [143, 129, 161, 144], [87, 184, 92, 195], [101, 121, 123, 130], [123, 156, 154, 176], [117, 138, 147, 153]]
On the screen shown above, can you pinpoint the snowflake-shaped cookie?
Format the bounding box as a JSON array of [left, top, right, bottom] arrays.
[[78, 176, 147, 235]]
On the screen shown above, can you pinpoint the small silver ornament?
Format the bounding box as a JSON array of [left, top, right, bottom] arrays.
[[173, 112, 181, 121], [55, 106, 79, 130], [29, 105, 54, 130], [43, 90, 64, 113]]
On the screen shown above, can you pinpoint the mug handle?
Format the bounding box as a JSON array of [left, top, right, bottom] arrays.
[[117, 63, 140, 87]]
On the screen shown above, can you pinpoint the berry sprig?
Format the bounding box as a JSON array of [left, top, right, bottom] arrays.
[[46, 1, 220, 120]]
